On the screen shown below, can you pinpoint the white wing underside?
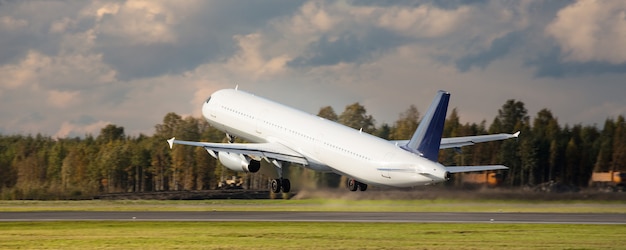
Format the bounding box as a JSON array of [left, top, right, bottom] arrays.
[[168, 138, 308, 165]]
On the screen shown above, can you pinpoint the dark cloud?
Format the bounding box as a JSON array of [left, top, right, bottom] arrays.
[[0, 1, 91, 65], [96, 41, 222, 81], [71, 115, 97, 125], [525, 47, 626, 78], [288, 28, 410, 67], [350, 0, 487, 9], [456, 32, 521, 72], [95, 1, 304, 80]]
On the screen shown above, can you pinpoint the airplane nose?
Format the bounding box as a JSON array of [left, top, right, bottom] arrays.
[[202, 96, 212, 119]]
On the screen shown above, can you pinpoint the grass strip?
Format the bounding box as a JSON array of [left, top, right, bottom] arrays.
[[1, 199, 626, 213], [0, 221, 624, 249]]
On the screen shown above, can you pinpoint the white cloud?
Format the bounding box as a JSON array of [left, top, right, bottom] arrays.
[[87, 0, 181, 45], [376, 4, 471, 38], [47, 90, 80, 108], [225, 33, 291, 79], [54, 120, 110, 139], [0, 0, 625, 138], [546, 0, 626, 63], [0, 50, 49, 89], [0, 16, 28, 30], [49, 17, 76, 33], [0, 49, 116, 91], [287, 1, 337, 35]]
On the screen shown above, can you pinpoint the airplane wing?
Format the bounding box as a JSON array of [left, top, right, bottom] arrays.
[[446, 165, 508, 173], [390, 131, 519, 149], [167, 138, 308, 165]]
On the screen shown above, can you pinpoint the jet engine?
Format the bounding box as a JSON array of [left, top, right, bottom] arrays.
[[218, 152, 261, 173]]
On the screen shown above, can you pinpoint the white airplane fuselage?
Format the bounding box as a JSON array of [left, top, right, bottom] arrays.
[[202, 89, 448, 188]]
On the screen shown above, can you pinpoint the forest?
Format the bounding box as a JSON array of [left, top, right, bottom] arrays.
[[1, 99, 625, 199]]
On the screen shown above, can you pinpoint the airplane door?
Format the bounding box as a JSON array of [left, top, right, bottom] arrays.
[[256, 108, 267, 135], [381, 153, 393, 179], [314, 133, 324, 157]]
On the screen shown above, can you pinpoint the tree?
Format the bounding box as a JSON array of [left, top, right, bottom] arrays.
[[61, 144, 90, 192], [611, 116, 626, 171], [170, 117, 201, 190], [374, 123, 391, 140], [578, 125, 600, 186], [98, 124, 125, 143], [440, 108, 461, 166], [564, 138, 580, 185], [317, 106, 338, 121], [497, 100, 529, 133], [594, 118, 615, 172], [532, 109, 560, 183], [390, 105, 419, 140], [128, 136, 152, 192], [494, 100, 529, 186], [338, 103, 376, 133], [46, 139, 68, 187]]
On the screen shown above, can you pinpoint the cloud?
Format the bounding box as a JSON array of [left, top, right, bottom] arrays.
[[0, 50, 45, 89], [47, 90, 80, 108], [288, 29, 408, 67], [525, 47, 626, 78], [225, 33, 290, 78], [88, 1, 303, 80], [375, 4, 471, 38], [0, 0, 625, 138], [54, 120, 111, 139], [546, 0, 626, 64], [456, 32, 521, 71], [0, 16, 28, 30], [88, 1, 180, 45]]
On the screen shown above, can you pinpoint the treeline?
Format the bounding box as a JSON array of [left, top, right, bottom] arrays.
[[1, 100, 625, 199]]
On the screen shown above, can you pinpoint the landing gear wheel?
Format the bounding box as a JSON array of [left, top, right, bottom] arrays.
[[281, 179, 291, 193], [347, 178, 358, 192], [358, 183, 368, 191], [271, 179, 282, 193]]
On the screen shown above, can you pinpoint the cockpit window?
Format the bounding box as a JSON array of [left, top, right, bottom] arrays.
[[205, 96, 211, 103]]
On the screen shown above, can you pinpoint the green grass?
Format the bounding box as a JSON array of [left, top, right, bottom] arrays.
[[1, 199, 626, 213], [2, 200, 624, 249], [0, 221, 623, 249]]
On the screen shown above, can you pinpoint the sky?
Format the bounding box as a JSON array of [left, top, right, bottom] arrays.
[[1, 0, 625, 138]]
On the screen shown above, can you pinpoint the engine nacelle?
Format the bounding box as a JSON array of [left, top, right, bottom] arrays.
[[218, 152, 260, 173]]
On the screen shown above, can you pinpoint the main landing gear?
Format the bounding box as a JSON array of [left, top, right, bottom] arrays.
[[270, 160, 291, 193], [270, 178, 291, 193], [347, 178, 367, 192]]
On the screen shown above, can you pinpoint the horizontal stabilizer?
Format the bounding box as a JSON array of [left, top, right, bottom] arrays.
[[389, 131, 520, 149], [446, 165, 508, 173]]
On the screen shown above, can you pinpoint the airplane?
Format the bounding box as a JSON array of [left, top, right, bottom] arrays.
[[168, 88, 519, 193]]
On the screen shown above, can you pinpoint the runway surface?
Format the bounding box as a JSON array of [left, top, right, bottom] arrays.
[[1, 211, 624, 224]]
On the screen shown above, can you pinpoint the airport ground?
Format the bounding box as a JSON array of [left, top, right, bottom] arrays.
[[1, 189, 625, 249]]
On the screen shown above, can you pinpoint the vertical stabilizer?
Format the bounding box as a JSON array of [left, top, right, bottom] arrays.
[[402, 90, 450, 162]]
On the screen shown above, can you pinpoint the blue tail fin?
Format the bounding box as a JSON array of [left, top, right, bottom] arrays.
[[402, 90, 450, 162]]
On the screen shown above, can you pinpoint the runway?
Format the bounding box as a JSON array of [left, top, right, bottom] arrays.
[[1, 211, 624, 224]]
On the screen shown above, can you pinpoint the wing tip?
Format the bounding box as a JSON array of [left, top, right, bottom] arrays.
[[512, 131, 520, 138], [167, 137, 175, 149]]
